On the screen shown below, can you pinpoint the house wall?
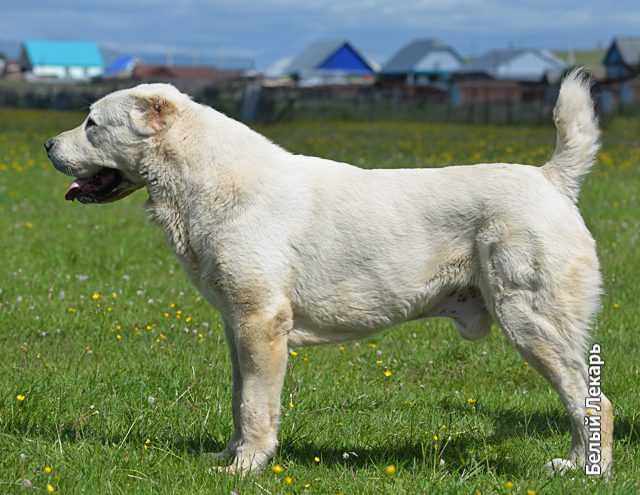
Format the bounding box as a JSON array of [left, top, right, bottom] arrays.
[[495, 52, 555, 81], [32, 65, 67, 78], [87, 67, 103, 78], [32, 64, 102, 80], [414, 51, 460, 73]]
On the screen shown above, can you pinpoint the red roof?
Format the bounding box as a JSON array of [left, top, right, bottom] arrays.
[[133, 63, 243, 82]]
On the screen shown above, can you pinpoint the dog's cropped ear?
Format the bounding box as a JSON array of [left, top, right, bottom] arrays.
[[130, 95, 178, 136]]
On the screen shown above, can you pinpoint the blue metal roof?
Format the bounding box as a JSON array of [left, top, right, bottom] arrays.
[[317, 44, 373, 73], [104, 55, 136, 76], [23, 40, 104, 67]]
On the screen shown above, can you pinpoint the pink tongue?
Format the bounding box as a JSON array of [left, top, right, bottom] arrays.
[[65, 180, 85, 201], [64, 170, 117, 201]]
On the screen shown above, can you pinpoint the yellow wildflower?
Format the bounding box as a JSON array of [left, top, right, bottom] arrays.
[[91, 292, 101, 301], [527, 490, 536, 495], [314, 456, 320, 463], [284, 475, 293, 485], [504, 481, 513, 489], [289, 350, 298, 358], [47, 484, 55, 493], [467, 398, 477, 406], [384, 464, 397, 475], [43, 465, 53, 474], [383, 369, 393, 377], [613, 303, 620, 310], [271, 464, 284, 474], [16, 394, 26, 402]]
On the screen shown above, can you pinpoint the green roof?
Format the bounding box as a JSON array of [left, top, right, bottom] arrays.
[[23, 40, 104, 67], [552, 48, 606, 67]]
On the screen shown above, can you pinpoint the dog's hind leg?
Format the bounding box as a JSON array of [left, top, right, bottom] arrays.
[[479, 236, 613, 477]]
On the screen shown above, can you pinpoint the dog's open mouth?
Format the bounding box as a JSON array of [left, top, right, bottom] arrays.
[[65, 168, 139, 204]]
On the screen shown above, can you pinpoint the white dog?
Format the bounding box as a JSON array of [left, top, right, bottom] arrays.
[[46, 69, 613, 476]]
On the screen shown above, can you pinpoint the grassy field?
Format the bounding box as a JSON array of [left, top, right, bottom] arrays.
[[0, 108, 638, 494]]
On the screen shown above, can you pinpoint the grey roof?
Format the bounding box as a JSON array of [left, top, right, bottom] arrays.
[[610, 37, 640, 66], [381, 39, 462, 74], [459, 48, 566, 79]]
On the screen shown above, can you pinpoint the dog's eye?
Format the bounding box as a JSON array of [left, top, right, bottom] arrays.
[[85, 117, 97, 130]]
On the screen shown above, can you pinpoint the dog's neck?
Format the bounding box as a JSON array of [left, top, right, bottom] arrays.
[[139, 104, 285, 259], [141, 150, 193, 258]]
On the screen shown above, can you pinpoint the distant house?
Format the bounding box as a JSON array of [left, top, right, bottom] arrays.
[[284, 40, 376, 85], [103, 55, 138, 79], [130, 63, 244, 93], [3, 59, 22, 80], [458, 48, 566, 82], [0, 54, 5, 76], [380, 39, 462, 85], [603, 37, 640, 80], [20, 40, 103, 80]]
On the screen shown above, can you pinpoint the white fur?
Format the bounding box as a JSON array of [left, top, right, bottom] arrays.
[[46, 70, 613, 476]]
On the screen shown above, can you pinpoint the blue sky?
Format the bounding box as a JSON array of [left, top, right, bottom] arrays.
[[1, 1, 638, 69]]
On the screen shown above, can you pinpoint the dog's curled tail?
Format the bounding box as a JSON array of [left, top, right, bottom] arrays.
[[543, 68, 600, 204]]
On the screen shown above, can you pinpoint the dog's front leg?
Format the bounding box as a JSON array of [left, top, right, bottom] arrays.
[[217, 306, 290, 474], [208, 320, 243, 462]]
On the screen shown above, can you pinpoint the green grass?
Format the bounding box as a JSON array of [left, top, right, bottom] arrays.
[[0, 108, 639, 494]]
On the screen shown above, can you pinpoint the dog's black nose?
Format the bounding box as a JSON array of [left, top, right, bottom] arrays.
[[44, 138, 55, 152]]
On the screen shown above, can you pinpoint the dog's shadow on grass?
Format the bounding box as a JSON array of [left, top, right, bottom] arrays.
[[268, 402, 636, 476], [292, 400, 635, 474]]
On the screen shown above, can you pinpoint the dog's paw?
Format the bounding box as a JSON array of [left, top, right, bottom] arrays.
[[209, 453, 268, 476], [211, 464, 245, 476], [544, 458, 577, 476]]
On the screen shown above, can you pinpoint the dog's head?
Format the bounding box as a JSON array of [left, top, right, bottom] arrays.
[[45, 83, 188, 204]]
